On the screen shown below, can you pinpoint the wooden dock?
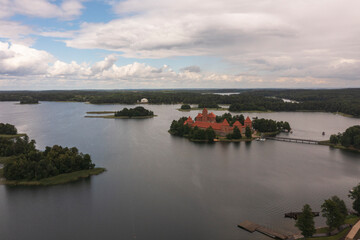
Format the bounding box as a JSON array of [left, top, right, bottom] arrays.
[[284, 211, 320, 220], [266, 137, 319, 145], [238, 220, 290, 240]]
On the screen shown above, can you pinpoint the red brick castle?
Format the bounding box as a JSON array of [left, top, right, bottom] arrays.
[[184, 108, 252, 136]]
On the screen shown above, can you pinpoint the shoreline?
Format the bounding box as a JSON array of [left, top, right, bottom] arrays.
[[85, 115, 156, 119], [0, 168, 106, 186]]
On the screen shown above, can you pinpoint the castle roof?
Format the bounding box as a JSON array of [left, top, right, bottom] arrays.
[[208, 112, 216, 118], [192, 122, 222, 130], [196, 113, 203, 118], [222, 119, 230, 126], [245, 116, 252, 122], [233, 121, 242, 127]]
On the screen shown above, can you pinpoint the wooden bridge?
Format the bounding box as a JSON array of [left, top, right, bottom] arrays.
[[266, 136, 319, 145], [238, 220, 291, 240]]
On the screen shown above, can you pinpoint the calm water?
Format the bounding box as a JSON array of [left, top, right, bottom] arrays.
[[0, 102, 359, 240]]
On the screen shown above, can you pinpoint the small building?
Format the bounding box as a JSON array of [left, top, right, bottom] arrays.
[[184, 108, 252, 136], [140, 98, 149, 103]]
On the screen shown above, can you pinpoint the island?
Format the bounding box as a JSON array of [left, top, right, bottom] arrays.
[[19, 96, 39, 104], [0, 123, 105, 186], [319, 125, 360, 152], [85, 106, 155, 119], [169, 108, 291, 142]]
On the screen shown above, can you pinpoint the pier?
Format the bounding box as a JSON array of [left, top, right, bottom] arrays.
[[284, 211, 319, 220], [238, 220, 290, 240], [266, 136, 319, 145]]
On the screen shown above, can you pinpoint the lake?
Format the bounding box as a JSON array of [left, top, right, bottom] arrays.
[[0, 102, 359, 240]]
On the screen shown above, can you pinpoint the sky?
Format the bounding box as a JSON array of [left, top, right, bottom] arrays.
[[0, 0, 359, 90]]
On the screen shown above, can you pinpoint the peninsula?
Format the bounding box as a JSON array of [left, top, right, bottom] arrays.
[[0, 123, 105, 186]]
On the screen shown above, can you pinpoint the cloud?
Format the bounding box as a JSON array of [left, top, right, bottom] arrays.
[[0, 20, 34, 45], [0, 42, 54, 75], [180, 65, 201, 73], [0, 0, 84, 20], [1, 41, 359, 89]]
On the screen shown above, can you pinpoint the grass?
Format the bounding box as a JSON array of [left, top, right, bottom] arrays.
[[86, 111, 116, 114], [85, 115, 156, 119], [0, 133, 26, 138], [304, 216, 359, 240], [318, 141, 360, 153], [0, 168, 106, 186], [215, 137, 253, 142], [306, 228, 350, 240]]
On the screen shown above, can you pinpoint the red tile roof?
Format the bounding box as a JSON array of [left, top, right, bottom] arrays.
[[208, 112, 216, 118], [222, 119, 229, 126], [245, 116, 252, 122], [233, 121, 242, 127]]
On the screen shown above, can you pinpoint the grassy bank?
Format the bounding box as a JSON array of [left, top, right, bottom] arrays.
[[0, 133, 26, 138], [0, 168, 106, 186], [86, 111, 116, 114], [318, 141, 360, 153], [85, 115, 156, 119]]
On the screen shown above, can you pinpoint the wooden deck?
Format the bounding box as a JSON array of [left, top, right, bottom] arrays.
[[284, 211, 320, 220], [266, 137, 319, 145], [238, 221, 290, 240]]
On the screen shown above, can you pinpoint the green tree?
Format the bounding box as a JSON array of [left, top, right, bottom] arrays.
[[349, 183, 360, 214], [295, 204, 316, 237], [245, 126, 252, 139], [321, 196, 346, 230], [181, 104, 191, 110], [330, 134, 339, 144], [232, 126, 242, 139], [205, 127, 216, 143]]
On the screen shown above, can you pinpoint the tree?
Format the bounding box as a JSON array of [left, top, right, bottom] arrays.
[[181, 104, 191, 110], [330, 134, 339, 144], [232, 126, 242, 139], [349, 183, 360, 214], [205, 127, 216, 143], [321, 196, 347, 230], [245, 126, 252, 139], [295, 204, 316, 237]]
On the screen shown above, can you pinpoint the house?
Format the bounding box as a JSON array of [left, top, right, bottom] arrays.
[[140, 98, 149, 103], [184, 108, 252, 136]]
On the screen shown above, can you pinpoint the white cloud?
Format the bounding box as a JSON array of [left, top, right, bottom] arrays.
[[0, 0, 84, 20], [0, 42, 54, 75], [0, 20, 34, 45]]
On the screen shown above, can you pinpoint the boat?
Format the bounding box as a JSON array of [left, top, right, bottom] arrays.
[[259, 138, 266, 142]]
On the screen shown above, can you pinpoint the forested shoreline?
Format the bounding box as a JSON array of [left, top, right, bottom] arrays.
[[0, 123, 105, 185], [0, 89, 359, 116]]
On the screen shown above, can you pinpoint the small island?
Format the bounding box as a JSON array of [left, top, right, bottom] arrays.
[[0, 123, 105, 186], [169, 108, 290, 142], [319, 125, 360, 152], [19, 96, 39, 104], [85, 106, 156, 119]]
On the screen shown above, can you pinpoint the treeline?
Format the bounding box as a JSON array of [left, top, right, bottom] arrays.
[[330, 125, 360, 149], [215, 113, 245, 125], [0, 123, 95, 180], [114, 106, 154, 117], [252, 118, 291, 132], [0, 123, 17, 135], [1, 89, 359, 116], [169, 117, 216, 142]]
